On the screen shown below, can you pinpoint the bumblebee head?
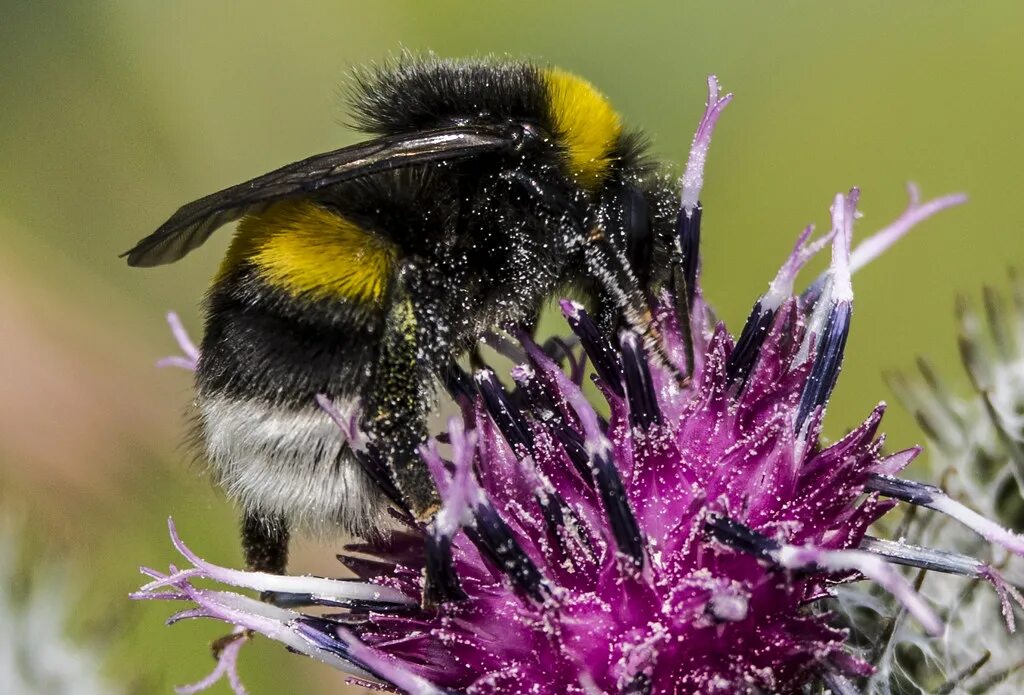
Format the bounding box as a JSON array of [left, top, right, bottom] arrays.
[[540, 68, 624, 190]]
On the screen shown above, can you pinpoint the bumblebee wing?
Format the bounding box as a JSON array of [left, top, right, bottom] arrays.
[[123, 124, 522, 267]]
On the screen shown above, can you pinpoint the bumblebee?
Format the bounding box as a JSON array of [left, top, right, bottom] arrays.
[[124, 57, 680, 574]]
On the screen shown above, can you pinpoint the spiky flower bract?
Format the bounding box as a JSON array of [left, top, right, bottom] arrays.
[[133, 77, 1024, 695], [865, 277, 1024, 693]]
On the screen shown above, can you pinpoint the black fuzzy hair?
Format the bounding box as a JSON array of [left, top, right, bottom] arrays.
[[345, 54, 549, 135]]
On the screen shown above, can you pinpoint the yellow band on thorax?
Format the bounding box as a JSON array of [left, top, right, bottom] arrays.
[[218, 200, 396, 305], [543, 67, 623, 189]]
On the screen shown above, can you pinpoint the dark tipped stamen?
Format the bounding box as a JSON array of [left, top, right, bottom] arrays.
[[552, 422, 595, 483], [468, 501, 550, 603], [865, 474, 940, 505], [260, 591, 318, 608], [293, 617, 354, 656], [475, 369, 535, 457], [800, 275, 828, 307], [511, 363, 561, 423], [292, 619, 406, 689], [620, 331, 662, 430], [561, 301, 625, 396], [866, 474, 1024, 556], [707, 515, 945, 635], [536, 491, 569, 555], [591, 445, 645, 568], [725, 301, 774, 388], [261, 590, 410, 612], [424, 532, 468, 606], [704, 514, 781, 562], [535, 488, 598, 568], [511, 363, 594, 484], [860, 536, 988, 577], [676, 203, 702, 306], [551, 491, 599, 566], [322, 599, 415, 614], [670, 264, 696, 375], [796, 301, 852, 431], [675, 73, 730, 306], [335, 554, 394, 581]]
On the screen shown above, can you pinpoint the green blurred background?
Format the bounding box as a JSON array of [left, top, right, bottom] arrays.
[[1, 2, 1021, 693]]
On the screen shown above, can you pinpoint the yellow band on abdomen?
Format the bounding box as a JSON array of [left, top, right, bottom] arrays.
[[218, 200, 396, 304]]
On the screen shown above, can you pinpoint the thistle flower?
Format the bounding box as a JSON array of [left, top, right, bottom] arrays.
[[870, 278, 1024, 693], [133, 77, 1023, 694]]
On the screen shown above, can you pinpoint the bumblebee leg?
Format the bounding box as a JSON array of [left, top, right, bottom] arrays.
[[582, 228, 653, 334], [506, 169, 656, 341], [364, 296, 439, 518], [241, 511, 289, 575], [442, 358, 475, 403], [610, 182, 655, 293], [594, 288, 627, 338], [469, 344, 487, 372], [592, 182, 657, 332]]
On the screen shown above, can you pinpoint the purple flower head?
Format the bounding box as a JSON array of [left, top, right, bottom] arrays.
[[133, 77, 1024, 695]]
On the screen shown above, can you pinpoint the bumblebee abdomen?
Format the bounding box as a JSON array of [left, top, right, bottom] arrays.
[[198, 272, 381, 405], [197, 392, 384, 536]]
